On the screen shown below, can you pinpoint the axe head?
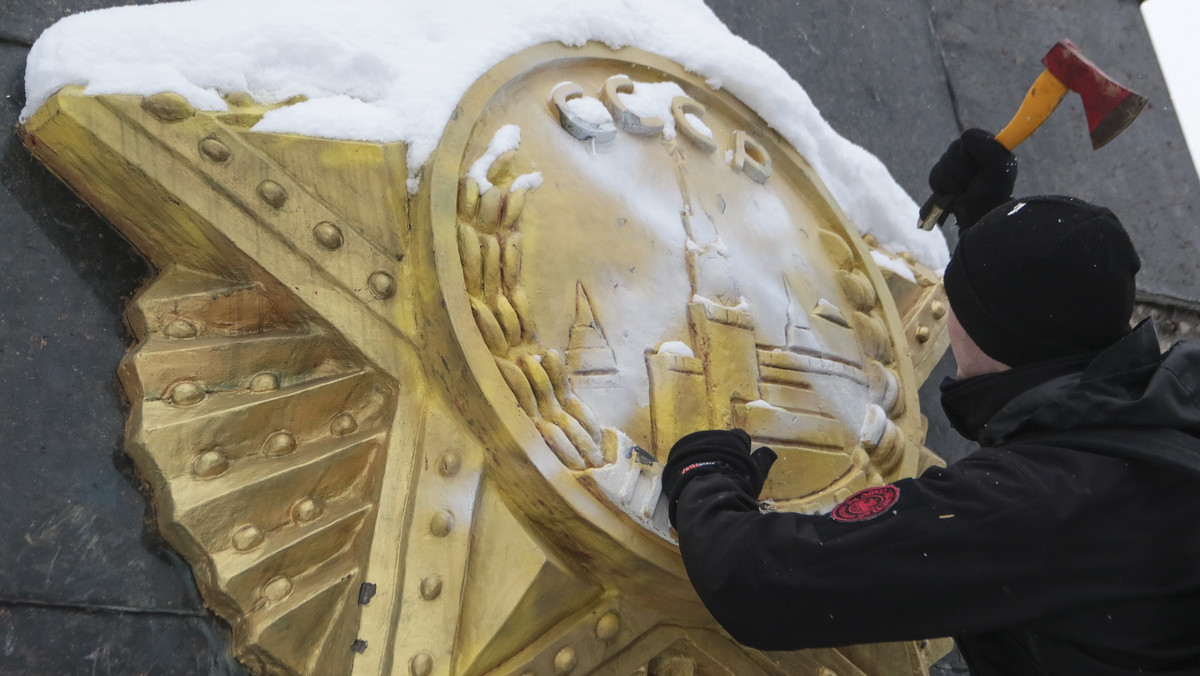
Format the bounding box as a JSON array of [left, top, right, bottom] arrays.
[[1043, 39, 1148, 150]]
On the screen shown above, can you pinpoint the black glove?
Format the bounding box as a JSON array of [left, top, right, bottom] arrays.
[[661, 429, 777, 527], [919, 128, 1017, 230]]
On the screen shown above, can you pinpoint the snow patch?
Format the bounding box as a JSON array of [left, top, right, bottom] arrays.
[[870, 250, 916, 283], [617, 79, 685, 138], [511, 171, 543, 192], [467, 124, 521, 193], [563, 96, 613, 126], [684, 112, 712, 139], [745, 399, 785, 412], [254, 94, 403, 142], [656, 341, 695, 358], [21, 0, 948, 268]]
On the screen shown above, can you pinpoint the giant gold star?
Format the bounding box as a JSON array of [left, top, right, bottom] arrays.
[[23, 42, 951, 676]]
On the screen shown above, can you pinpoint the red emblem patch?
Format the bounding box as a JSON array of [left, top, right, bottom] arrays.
[[830, 485, 900, 522]]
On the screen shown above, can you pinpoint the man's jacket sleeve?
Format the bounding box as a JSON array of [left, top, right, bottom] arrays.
[[673, 448, 1067, 650]]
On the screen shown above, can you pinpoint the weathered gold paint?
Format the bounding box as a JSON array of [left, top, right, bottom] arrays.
[[22, 42, 950, 676]]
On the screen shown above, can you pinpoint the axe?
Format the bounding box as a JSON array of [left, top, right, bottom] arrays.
[[919, 39, 1148, 230]]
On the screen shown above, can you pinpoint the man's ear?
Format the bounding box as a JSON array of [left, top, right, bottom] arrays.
[[947, 308, 1010, 379]]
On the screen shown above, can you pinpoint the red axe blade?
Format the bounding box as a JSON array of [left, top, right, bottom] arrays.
[[1043, 39, 1149, 150]]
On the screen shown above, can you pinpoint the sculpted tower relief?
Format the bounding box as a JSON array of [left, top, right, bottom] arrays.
[[23, 42, 949, 676]]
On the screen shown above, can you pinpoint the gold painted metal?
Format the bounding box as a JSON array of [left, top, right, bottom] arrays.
[[22, 42, 949, 676]]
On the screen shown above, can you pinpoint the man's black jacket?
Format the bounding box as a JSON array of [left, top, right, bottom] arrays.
[[674, 321, 1200, 674]]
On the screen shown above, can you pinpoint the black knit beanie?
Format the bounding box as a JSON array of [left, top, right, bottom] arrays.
[[943, 195, 1141, 367]]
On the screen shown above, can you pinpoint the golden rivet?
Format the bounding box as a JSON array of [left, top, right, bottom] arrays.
[[232, 525, 264, 551], [931, 300, 947, 320], [817, 668, 840, 676], [192, 450, 229, 478], [198, 138, 231, 164], [410, 652, 433, 676], [429, 510, 454, 537], [292, 497, 325, 524], [168, 381, 205, 406], [419, 576, 442, 601], [438, 451, 462, 477], [262, 576, 293, 603], [313, 222, 344, 250], [263, 431, 297, 458], [249, 373, 279, 392], [141, 92, 194, 122], [915, 325, 931, 344], [595, 612, 620, 641], [553, 646, 578, 674], [368, 272, 396, 300], [330, 412, 358, 436], [257, 180, 288, 208], [163, 319, 197, 339]]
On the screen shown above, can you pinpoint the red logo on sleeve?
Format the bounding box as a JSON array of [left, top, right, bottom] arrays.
[[830, 485, 900, 522]]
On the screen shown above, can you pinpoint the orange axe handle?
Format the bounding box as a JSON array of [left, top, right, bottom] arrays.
[[992, 69, 1071, 150]]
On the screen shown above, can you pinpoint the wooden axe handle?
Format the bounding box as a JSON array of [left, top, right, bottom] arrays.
[[918, 69, 1070, 230]]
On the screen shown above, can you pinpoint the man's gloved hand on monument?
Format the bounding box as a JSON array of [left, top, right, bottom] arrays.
[[919, 128, 1018, 230], [661, 429, 777, 528]]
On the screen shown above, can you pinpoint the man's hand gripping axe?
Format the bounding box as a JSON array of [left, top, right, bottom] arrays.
[[919, 39, 1148, 230]]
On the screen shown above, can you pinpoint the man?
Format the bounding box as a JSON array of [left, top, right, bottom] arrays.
[[661, 129, 1200, 675]]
